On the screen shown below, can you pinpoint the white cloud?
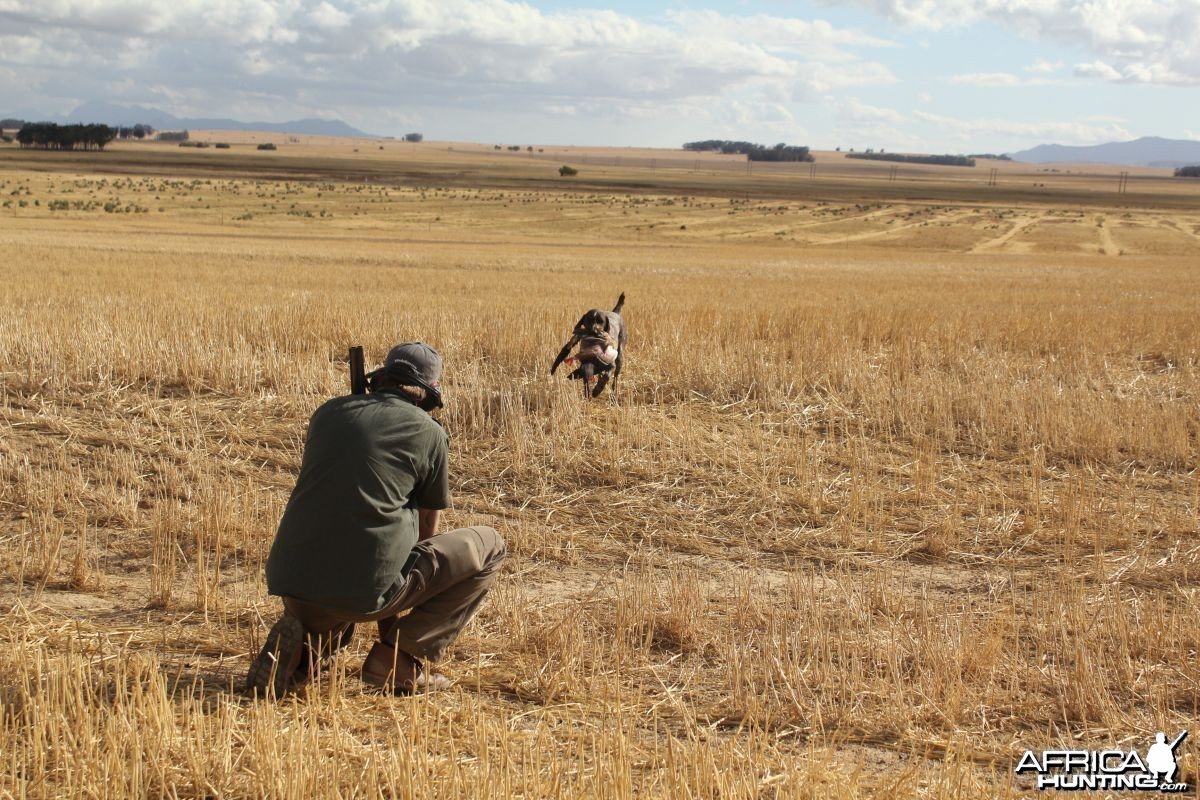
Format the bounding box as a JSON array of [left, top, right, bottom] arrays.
[[835, 0, 1200, 86], [310, 2, 351, 29], [948, 71, 1020, 87], [947, 71, 1064, 87], [1025, 58, 1062, 74], [0, 0, 898, 129], [911, 109, 1134, 145], [833, 121, 927, 153], [1074, 60, 1123, 81], [836, 96, 906, 123]]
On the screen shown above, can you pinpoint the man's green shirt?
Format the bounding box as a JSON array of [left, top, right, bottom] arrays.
[[266, 392, 450, 614]]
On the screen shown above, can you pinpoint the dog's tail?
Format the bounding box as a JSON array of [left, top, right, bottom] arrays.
[[613, 292, 626, 314]]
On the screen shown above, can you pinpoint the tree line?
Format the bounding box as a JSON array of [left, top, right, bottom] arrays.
[[845, 152, 976, 167], [16, 122, 116, 150], [1175, 166, 1200, 177], [116, 124, 155, 139], [683, 140, 814, 162]]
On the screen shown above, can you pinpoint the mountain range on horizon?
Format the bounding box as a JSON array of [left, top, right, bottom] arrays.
[[4, 102, 1198, 168], [17, 101, 375, 139], [1007, 136, 1200, 168]]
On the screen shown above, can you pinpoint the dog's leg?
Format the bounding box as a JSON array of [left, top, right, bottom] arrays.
[[579, 361, 595, 398], [612, 292, 625, 314], [591, 372, 610, 398], [612, 350, 623, 390]]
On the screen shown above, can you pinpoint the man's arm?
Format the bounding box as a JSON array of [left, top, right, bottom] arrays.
[[418, 508, 440, 541], [413, 424, 450, 541]]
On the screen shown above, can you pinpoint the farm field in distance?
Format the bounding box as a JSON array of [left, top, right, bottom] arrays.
[[1, 138, 1198, 798]]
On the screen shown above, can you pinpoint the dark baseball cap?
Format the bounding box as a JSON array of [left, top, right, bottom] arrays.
[[384, 342, 442, 386]]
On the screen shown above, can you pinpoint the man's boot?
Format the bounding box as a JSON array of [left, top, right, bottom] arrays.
[[361, 640, 450, 694], [246, 612, 306, 697]]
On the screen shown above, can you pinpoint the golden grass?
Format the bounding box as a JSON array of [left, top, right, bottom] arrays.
[[0, 152, 1198, 797]]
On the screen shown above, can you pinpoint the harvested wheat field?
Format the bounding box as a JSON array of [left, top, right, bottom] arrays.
[[0, 143, 1198, 798]]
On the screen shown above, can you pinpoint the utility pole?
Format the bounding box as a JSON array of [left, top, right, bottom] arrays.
[[988, 168, 998, 187], [1117, 171, 1129, 194]]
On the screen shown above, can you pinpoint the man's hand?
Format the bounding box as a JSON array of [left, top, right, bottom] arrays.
[[418, 508, 440, 541]]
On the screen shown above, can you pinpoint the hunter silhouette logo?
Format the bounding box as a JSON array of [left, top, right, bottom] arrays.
[[1016, 731, 1189, 792]]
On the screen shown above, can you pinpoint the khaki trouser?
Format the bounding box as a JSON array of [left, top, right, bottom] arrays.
[[282, 526, 505, 663]]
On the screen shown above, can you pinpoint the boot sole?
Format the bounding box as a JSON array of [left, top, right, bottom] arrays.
[[246, 613, 305, 697]]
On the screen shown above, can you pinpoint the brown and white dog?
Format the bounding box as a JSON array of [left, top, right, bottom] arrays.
[[550, 293, 626, 398]]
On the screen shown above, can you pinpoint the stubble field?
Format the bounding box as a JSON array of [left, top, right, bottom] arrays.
[[0, 141, 1198, 798]]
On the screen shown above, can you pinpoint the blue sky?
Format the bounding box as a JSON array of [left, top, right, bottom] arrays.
[[1, 0, 1196, 152]]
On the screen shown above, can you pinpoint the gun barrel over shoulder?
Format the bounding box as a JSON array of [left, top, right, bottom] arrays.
[[349, 346, 366, 395]]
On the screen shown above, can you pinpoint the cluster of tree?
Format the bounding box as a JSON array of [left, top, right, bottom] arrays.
[[157, 130, 189, 142], [683, 140, 813, 162], [1, 118, 26, 129], [403, 133, 423, 142], [845, 152, 976, 167], [967, 153, 1012, 161], [492, 144, 544, 153], [257, 143, 277, 150], [16, 122, 115, 150], [1174, 166, 1200, 177], [117, 124, 155, 139]]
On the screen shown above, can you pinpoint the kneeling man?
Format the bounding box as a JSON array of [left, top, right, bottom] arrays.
[[247, 342, 505, 696]]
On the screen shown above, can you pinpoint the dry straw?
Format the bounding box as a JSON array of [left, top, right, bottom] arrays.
[[0, 165, 1197, 797]]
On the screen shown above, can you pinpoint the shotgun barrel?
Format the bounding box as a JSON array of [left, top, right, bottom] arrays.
[[349, 346, 366, 395]]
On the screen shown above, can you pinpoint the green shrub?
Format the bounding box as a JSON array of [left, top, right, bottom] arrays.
[[559, 165, 578, 177], [257, 143, 277, 151]]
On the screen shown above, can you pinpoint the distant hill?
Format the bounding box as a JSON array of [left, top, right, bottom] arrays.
[[53, 101, 375, 138], [1008, 137, 1200, 168]]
